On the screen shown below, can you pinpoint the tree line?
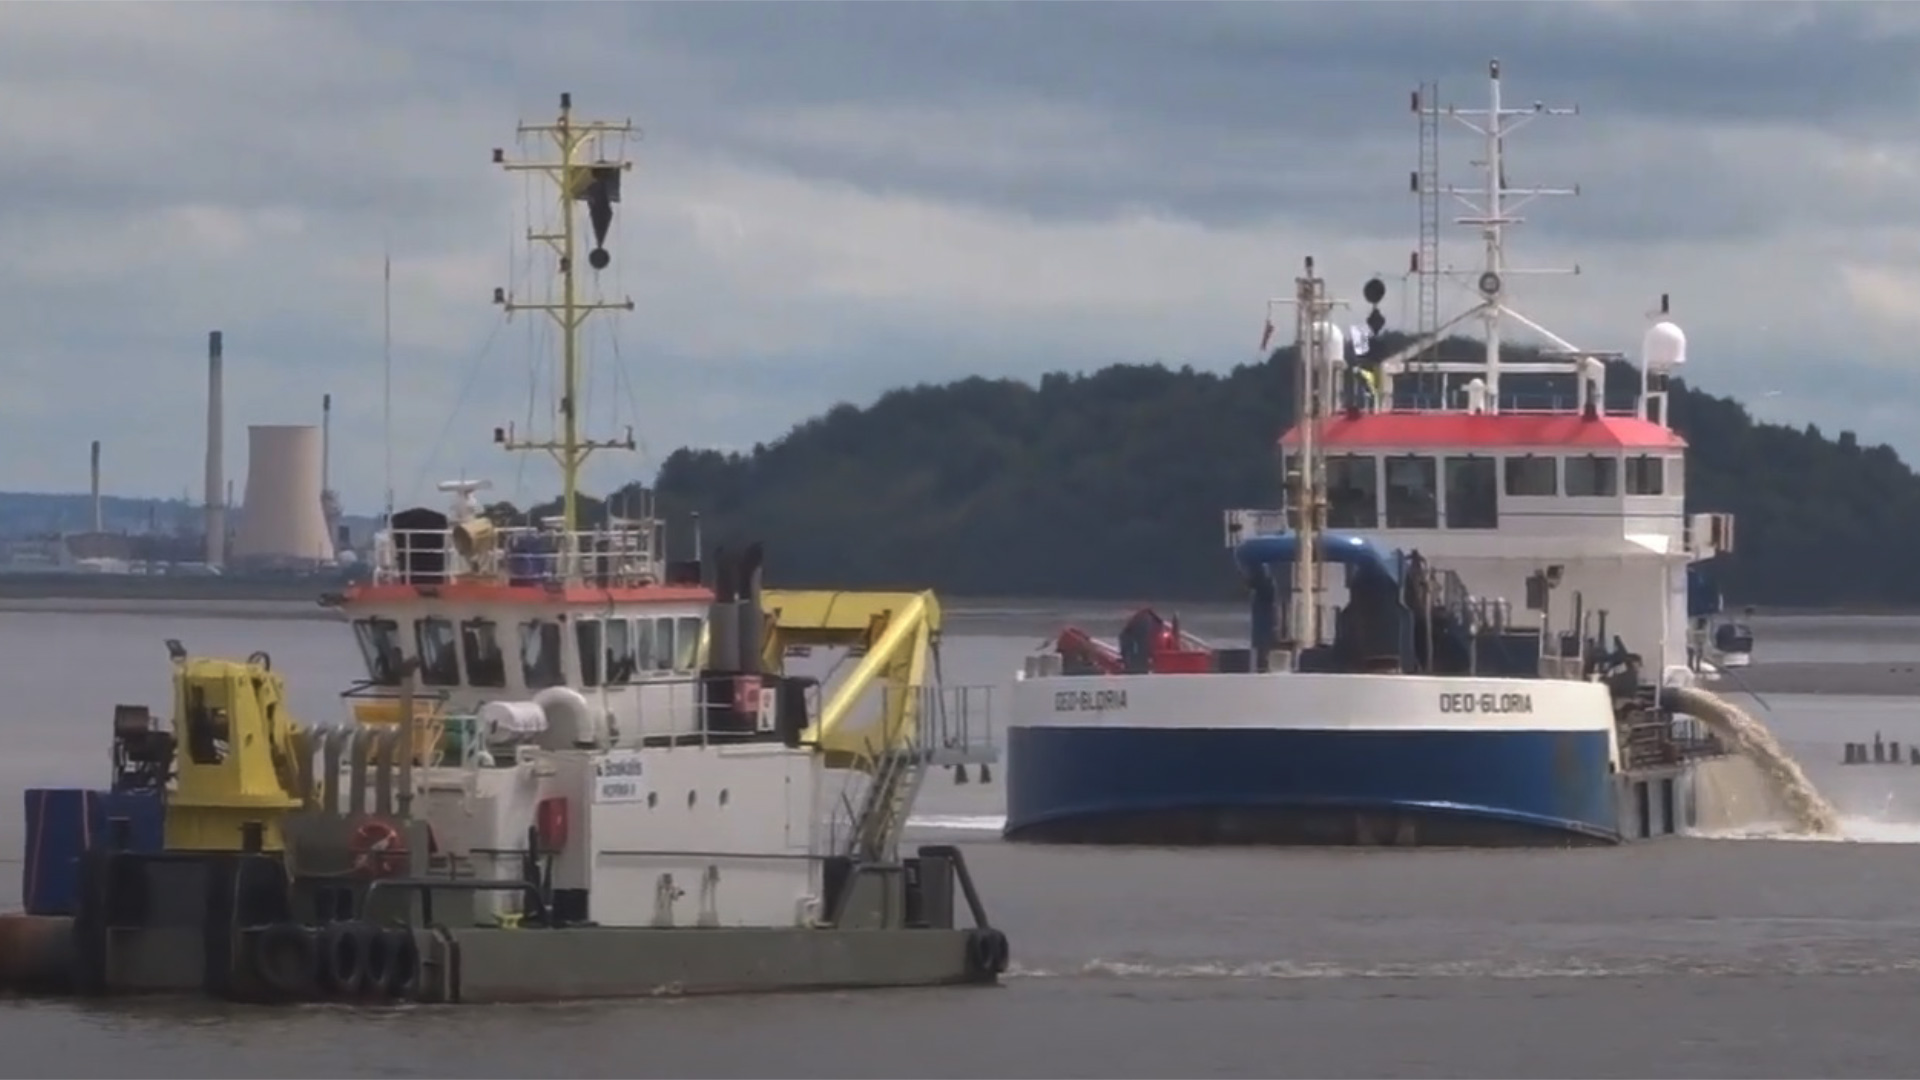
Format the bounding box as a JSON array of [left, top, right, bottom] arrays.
[[481, 336, 1909, 609]]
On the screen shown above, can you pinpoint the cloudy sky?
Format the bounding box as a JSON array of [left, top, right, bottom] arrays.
[[2, 1, 1915, 514]]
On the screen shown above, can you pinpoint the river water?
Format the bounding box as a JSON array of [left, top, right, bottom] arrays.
[[5, 609, 1920, 1077]]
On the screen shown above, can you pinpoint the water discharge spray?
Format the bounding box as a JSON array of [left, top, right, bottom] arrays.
[[1663, 684, 1840, 835]]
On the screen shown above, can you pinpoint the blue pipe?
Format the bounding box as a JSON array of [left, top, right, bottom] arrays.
[[1233, 531, 1405, 588]]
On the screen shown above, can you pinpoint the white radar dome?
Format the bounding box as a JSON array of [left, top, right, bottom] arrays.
[[1642, 321, 1687, 371]]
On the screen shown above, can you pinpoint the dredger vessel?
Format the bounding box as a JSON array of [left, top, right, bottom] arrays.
[[0, 93, 1008, 1003], [1006, 61, 1813, 847]]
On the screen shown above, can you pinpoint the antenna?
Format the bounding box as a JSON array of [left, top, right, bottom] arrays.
[[1382, 59, 1582, 407], [491, 92, 638, 547], [382, 248, 394, 522]]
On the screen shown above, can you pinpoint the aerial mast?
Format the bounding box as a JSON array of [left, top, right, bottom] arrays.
[[1281, 257, 1347, 650], [492, 92, 639, 553], [1379, 60, 1582, 407]]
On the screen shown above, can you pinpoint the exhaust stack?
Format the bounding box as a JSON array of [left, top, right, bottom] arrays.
[[89, 440, 101, 533], [203, 331, 225, 568]]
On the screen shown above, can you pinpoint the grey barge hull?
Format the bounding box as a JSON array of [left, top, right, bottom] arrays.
[[2, 843, 1010, 1004]]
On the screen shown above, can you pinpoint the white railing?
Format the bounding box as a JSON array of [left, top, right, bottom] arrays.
[[375, 520, 666, 588]]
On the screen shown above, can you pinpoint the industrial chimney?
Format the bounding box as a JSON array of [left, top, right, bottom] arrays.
[[90, 440, 102, 533], [321, 393, 332, 497], [203, 331, 225, 568]]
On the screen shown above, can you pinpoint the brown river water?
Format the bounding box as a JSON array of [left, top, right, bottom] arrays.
[[3, 609, 1920, 1078]]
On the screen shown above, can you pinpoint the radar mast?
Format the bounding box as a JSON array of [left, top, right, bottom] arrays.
[[492, 93, 639, 550]]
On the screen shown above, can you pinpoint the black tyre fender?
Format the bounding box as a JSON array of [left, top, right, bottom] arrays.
[[250, 923, 316, 1000], [965, 927, 1010, 978], [360, 923, 395, 996], [380, 927, 421, 1000], [319, 920, 376, 998]]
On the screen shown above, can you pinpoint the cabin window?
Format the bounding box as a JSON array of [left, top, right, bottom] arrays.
[[605, 618, 636, 684], [1443, 456, 1498, 529], [1383, 455, 1438, 529], [461, 618, 507, 688], [676, 615, 705, 671], [1504, 455, 1557, 496], [651, 617, 676, 673], [519, 619, 565, 690], [1566, 454, 1619, 497], [415, 617, 461, 687], [1624, 454, 1666, 495], [1325, 455, 1379, 528], [352, 618, 404, 686], [576, 619, 602, 688], [633, 618, 657, 679]]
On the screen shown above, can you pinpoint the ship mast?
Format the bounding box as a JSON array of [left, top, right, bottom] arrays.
[[1381, 60, 1583, 407], [493, 92, 638, 548], [1284, 257, 1346, 649]]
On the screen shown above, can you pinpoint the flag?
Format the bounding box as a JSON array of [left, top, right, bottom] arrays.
[[1259, 319, 1274, 352]]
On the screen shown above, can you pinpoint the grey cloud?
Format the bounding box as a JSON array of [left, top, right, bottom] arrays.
[[560, 2, 1910, 245]]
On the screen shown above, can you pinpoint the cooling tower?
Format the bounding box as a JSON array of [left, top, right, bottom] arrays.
[[230, 424, 336, 565]]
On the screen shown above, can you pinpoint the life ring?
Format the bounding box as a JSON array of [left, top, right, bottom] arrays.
[[249, 923, 316, 1001], [319, 920, 376, 998], [349, 818, 409, 878]]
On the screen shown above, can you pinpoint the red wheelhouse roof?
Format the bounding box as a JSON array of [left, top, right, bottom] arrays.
[[1277, 411, 1687, 451]]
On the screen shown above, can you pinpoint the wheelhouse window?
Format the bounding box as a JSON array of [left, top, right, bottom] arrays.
[[1384, 455, 1438, 529], [520, 619, 564, 689], [415, 617, 461, 687], [1504, 455, 1557, 497], [651, 617, 676, 673], [1325, 455, 1379, 529], [575, 619, 602, 688], [352, 617, 404, 687], [676, 616, 704, 671], [1624, 454, 1666, 495], [606, 618, 636, 684], [633, 618, 657, 678], [1443, 455, 1498, 529], [1566, 454, 1619, 497], [461, 618, 507, 688]]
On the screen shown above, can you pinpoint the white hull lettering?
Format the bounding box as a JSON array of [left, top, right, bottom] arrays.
[[1055, 689, 1128, 712], [1438, 692, 1534, 715]]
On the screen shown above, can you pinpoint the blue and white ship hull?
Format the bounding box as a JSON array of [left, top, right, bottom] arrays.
[[1005, 672, 1677, 847]]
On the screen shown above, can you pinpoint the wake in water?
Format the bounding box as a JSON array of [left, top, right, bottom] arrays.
[[1697, 816, 1920, 844], [1663, 684, 1841, 836]]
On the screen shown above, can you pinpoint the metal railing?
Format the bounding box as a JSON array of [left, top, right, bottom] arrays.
[[374, 521, 666, 587], [824, 683, 998, 861]]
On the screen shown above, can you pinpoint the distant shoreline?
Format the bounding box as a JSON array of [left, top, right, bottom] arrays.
[[4, 589, 1920, 623]]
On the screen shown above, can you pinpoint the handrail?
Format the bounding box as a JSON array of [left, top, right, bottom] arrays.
[[372, 522, 667, 588]]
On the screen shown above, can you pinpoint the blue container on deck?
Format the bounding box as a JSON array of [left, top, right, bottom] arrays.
[[21, 789, 165, 916]]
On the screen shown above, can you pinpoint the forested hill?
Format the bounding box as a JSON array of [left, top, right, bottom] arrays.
[[520, 336, 1917, 607]]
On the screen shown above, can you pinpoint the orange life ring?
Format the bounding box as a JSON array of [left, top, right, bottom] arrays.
[[349, 818, 409, 878]]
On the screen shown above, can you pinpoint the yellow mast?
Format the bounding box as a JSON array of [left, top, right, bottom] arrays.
[[493, 92, 638, 555]]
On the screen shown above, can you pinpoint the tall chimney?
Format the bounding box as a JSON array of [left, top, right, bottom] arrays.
[[321, 393, 332, 497], [89, 440, 102, 533], [204, 330, 225, 567]]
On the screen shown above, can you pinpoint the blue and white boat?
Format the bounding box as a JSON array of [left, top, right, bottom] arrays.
[[1005, 60, 1796, 848]]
